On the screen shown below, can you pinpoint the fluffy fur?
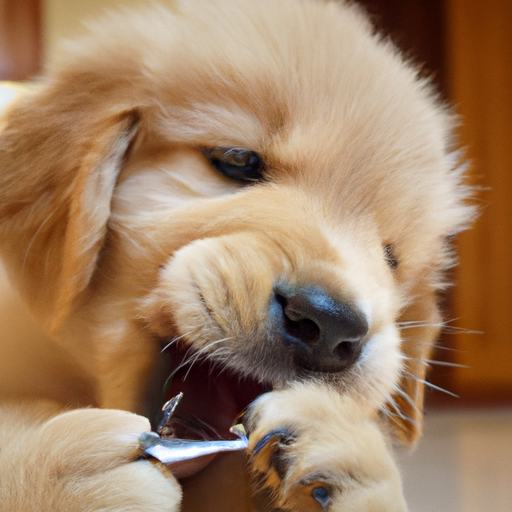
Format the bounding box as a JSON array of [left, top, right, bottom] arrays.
[[0, 0, 472, 510], [248, 384, 407, 511]]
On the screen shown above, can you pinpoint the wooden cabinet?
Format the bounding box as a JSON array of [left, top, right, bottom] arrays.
[[0, 0, 41, 80], [446, 0, 512, 401]]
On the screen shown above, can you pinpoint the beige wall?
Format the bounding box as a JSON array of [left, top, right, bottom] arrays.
[[42, 0, 145, 61]]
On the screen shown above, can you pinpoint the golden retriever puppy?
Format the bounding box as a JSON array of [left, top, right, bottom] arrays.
[[0, 0, 473, 509], [248, 384, 407, 512]]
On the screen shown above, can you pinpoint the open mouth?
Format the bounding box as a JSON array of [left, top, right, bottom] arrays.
[[159, 342, 272, 442]]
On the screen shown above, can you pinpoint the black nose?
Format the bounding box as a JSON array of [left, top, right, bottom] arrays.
[[272, 283, 369, 373]]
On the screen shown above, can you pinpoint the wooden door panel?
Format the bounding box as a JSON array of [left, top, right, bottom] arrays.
[[0, 0, 41, 80], [446, 0, 512, 400]]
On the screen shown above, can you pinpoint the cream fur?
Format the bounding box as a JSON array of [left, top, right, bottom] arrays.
[[248, 384, 407, 511], [0, 0, 473, 510], [0, 401, 181, 511]]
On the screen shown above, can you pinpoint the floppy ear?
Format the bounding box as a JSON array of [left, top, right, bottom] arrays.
[[388, 287, 441, 445], [0, 84, 139, 333]]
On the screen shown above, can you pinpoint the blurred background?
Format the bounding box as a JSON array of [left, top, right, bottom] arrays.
[[1, 0, 511, 510]]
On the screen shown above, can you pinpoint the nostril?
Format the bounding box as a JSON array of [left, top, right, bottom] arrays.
[[273, 283, 368, 373], [275, 293, 321, 346], [333, 340, 359, 361]]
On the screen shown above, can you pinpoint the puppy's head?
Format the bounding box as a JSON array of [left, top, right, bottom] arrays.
[[0, 0, 473, 443], [247, 384, 407, 512]]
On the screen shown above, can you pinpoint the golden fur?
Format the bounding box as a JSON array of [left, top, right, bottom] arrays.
[[0, 0, 472, 510], [0, 401, 181, 511], [248, 384, 407, 511]]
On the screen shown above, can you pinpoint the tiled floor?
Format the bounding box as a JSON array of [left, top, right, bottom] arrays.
[[397, 408, 512, 512]]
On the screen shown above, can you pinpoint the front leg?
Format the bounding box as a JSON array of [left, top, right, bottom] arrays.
[[0, 400, 182, 512], [247, 384, 407, 512]]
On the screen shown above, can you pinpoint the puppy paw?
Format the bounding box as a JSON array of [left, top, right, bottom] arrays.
[[247, 388, 335, 511], [251, 427, 296, 488], [247, 385, 407, 512], [4, 407, 181, 512], [249, 424, 328, 512], [249, 428, 301, 508]]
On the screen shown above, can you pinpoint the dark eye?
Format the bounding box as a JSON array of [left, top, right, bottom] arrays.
[[203, 146, 264, 182], [384, 243, 398, 270], [311, 486, 330, 507]]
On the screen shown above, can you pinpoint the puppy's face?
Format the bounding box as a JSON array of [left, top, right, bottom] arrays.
[[248, 384, 407, 512], [0, 0, 472, 443]]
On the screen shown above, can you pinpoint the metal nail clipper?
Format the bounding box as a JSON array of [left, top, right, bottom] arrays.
[[138, 392, 249, 475]]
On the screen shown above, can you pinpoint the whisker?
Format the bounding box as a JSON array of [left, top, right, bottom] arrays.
[[163, 355, 196, 389], [422, 380, 459, 398], [391, 385, 422, 414], [397, 320, 482, 335], [181, 337, 233, 366], [431, 345, 465, 352], [387, 397, 405, 418], [163, 352, 200, 389], [387, 411, 419, 427], [403, 370, 459, 398], [401, 340, 466, 352], [442, 326, 483, 335], [182, 352, 203, 382], [205, 347, 232, 367], [398, 321, 446, 330], [402, 356, 470, 369], [181, 340, 232, 378], [181, 343, 197, 362], [398, 317, 459, 327], [381, 401, 419, 426], [424, 359, 470, 369], [195, 337, 233, 356], [162, 337, 233, 391], [397, 320, 433, 326], [161, 331, 193, 353]]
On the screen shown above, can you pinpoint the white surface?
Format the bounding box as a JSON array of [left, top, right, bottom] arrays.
[[398, 408, 512, 512], [0, 84, 18, 114]]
